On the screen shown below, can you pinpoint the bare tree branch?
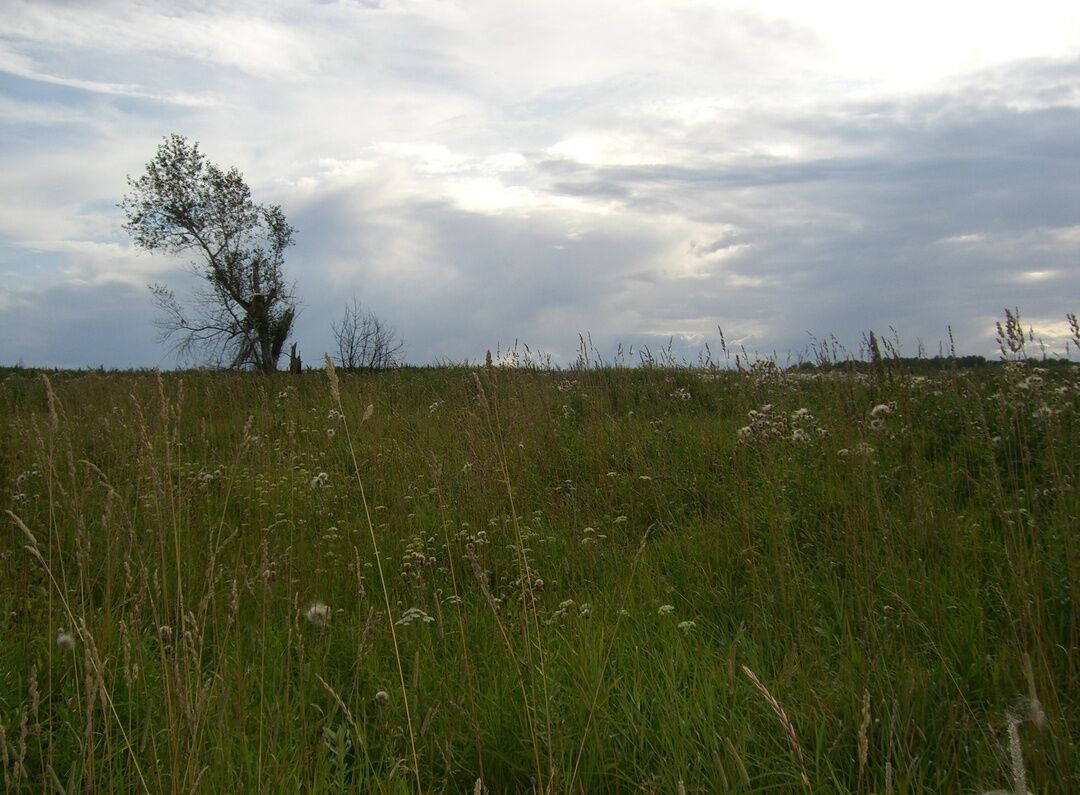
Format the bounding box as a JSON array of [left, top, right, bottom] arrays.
[[331, 298, 405, 371]]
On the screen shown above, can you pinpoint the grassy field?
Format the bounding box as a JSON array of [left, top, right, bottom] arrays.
[[0, 356, 1077, 792]]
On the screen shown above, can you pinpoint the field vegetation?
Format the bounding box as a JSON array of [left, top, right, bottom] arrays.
[[1, 339, 1077, 792]]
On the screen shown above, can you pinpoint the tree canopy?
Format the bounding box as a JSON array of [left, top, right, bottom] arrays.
[[120, 134, 297, 372]]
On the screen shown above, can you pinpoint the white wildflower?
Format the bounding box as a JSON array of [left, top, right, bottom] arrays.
[[305, 602, 331, 626], [658, 604, 675, 615], [677, 620, 696, 632], [870, 403, 894, 418], [395, 607, 435, 626], [56, 630, 75, 651]]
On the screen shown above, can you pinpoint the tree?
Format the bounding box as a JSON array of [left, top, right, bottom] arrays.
[[332, 298, 405, 371], [120, 134, 298, 373]]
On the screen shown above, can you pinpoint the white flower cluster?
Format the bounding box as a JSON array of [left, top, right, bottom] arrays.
[[580, 526, 608, 545], [837, 442, 876, 459], [305, 602, 331, 626], [395, 607, 435, 626], [869, 402, 897, 432], [737, 404, 824, 444]]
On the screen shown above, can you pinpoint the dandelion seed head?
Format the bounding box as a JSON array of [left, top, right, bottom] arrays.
[[56, 630, 75, 651], [306, 601, 331, 626], [375, 690, 390, 707]]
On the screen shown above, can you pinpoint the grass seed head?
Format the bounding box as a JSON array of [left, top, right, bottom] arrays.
[[324, 354, 340, 403]]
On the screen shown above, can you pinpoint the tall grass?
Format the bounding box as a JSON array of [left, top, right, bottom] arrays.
[[0, 349, 1077, 792]]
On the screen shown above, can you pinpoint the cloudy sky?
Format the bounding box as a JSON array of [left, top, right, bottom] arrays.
[[2, 0, 1078, 368]]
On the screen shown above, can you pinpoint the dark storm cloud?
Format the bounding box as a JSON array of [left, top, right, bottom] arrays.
[[0, 281, 165, 369]]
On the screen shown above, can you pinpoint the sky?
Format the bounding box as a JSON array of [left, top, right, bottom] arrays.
[[1, 0, 1079, 369]]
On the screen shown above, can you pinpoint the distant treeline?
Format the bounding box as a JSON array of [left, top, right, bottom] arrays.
[[3, 354, 1078, 380], [790, 355, 1078, 373]]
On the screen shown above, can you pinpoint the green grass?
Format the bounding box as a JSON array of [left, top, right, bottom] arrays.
[[0, 360, 1076, 792]]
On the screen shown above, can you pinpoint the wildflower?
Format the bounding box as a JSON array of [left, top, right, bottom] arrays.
[[658, 604, 675, 615], [791, 408, 812, 421], [56, 630, 75, 651], [395, 607, 435, 626], [310, 472, 329, 489], [737, 426, 753, 439], [677, 620, 696, 632], [326, 428, 336, 439], [375, 690, 390, 707], [870, 403, 894, 418], [791, 428, 807, 443], [306, 602, 331, 626], [671, 387, 691, 401]]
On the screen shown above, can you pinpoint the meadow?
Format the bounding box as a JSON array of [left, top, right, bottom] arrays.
[[0, 351, 1076, 792]]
